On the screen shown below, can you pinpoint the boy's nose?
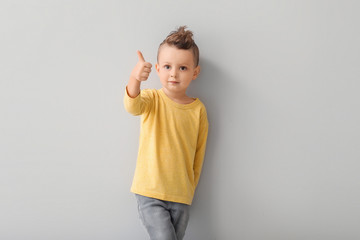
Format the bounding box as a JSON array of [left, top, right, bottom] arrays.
[[170, 69, 177, 77]]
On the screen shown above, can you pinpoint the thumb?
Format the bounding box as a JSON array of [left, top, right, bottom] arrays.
[[137, 50, 145, 62]]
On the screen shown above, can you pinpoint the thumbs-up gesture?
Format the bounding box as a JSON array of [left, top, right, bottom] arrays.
[[131, 51, 152, 82]]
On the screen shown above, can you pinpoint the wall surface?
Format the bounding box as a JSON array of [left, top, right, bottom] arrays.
[[1, 0, 360, 239]]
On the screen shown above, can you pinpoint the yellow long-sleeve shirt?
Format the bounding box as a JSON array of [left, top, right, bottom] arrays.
[[124, 88, 208, 205]]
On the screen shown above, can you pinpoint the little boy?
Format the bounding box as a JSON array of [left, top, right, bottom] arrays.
[[124, 26, 209, 240]]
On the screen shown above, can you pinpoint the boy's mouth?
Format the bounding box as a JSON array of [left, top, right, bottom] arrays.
[[168, 81, 179, 84]]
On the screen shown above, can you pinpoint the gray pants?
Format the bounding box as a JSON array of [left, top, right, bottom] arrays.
[[135, 194, 190, 240]]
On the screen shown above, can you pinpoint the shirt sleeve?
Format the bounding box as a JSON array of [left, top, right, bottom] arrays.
[[123, 87, 153, 116], [193, 106, 209, 188]]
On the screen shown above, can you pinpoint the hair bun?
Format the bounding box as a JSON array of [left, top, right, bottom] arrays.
[[165, 26, 195, 49]]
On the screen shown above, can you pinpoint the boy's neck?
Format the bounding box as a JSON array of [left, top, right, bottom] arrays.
[[161, 88, 195, 105]]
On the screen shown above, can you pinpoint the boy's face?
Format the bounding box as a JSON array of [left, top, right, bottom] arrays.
[[155, 44, 200, 96]]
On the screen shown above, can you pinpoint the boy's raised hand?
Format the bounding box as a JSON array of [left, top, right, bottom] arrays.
[[131, 50, 152, 82]]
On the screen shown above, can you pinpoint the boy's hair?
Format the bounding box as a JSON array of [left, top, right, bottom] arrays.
[[157, 26, 200, 66]]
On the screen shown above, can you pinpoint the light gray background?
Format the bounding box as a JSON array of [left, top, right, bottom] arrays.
[[1, 0, 359, 239]]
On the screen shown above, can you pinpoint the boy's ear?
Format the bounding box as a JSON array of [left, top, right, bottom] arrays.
[[192, 66, 201, 80], [155, 63, 160, 73]]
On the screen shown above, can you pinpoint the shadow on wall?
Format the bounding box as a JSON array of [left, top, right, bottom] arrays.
[[186, 57, 243, 239]]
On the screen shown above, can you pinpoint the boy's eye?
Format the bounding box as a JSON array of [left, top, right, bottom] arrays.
[[180, 66, 187, 71], [164, 65, 170, 70]]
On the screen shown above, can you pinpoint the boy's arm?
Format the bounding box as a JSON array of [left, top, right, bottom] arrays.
[[193, 108, 209, 188], [127, 51, 152, 98], [124, 51, 153, 115]]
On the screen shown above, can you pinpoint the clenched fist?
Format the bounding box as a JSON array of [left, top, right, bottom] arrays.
[[131, 51, 152, 82]]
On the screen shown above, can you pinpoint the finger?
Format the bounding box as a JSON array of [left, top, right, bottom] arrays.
[[143, 68, 151, 73], [144, 62, 152, 68], [137, 74, 147, 81], [137, 50, 145, 62], [141, 72, 150, 78]]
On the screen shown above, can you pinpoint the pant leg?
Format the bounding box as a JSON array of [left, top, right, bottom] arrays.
[[169, 201, 190, 240], [135, 194, 177, 240]]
